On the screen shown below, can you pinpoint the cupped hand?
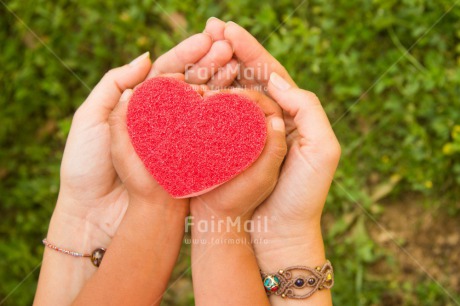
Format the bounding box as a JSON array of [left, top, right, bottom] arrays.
[[54, 33, 234, 246], [254, 73, 341, 236], [190, 89, 287, 220], [204, 19, 304, 141], [204, 18, 296, 90], [107, 73, 190, 210], [204, 18, 340, 250]]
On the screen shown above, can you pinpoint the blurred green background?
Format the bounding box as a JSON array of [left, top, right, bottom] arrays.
[[1, 0, 459, 305]]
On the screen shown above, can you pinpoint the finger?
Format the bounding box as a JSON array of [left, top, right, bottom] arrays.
[[136, 73, 209, 96], [267, 72, 341, 165], [161, 73, 210, 95], [190, 84, 210, 96], [185, 40, 233, 84], [203, 88, 281, 118], [153, 73, 185, 82], [133, 73, 185, 92], [147, 33, 213, 78], [224, 21, 296, 87], [75, 52, 151, 126], [204, 17, 226, 41], [206, 59, 239, 90]]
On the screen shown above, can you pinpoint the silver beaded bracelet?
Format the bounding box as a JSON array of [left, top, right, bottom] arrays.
[[42, 238, 106, 267]]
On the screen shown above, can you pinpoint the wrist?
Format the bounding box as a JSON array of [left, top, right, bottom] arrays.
[[252, 210, 322, 241], [36, 210, 104, 306], [253, 226, 332, 305], [252, 223, 326, 272], [122, 197, 189, 242], [52, 189, 122, 242], [190, 208, 253, 245], [47, 205, 112, 255], [118, 197, 189, 247], [190, 200, 254, 222], [129, 195, 190, 216]]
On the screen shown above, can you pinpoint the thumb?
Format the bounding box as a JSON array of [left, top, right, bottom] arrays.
[[260, 116, 288, 171], [244, 115, 287, 192], [75, 52, 152, 127]]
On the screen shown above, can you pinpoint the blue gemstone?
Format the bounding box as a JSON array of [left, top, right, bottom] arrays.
[[294, 278, 304, 287]]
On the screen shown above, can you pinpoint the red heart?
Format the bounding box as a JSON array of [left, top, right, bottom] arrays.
[[127, 77, 267, 198]]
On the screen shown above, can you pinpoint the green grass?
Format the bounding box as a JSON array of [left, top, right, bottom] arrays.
[[1, 0, 460, 305]]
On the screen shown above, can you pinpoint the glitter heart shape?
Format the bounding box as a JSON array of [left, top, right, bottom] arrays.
[[127, 77, 267, 198]]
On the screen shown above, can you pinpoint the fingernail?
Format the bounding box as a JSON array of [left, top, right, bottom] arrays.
[[129, 51, 150, 67], [271, 117, 285, 132], [206, 16, 218, 25], [270, 72, 291, 91], [120, 89, 133, 103]]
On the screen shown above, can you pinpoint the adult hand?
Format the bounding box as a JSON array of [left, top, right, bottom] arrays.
[[57, 33, 232, 245], [204, 16, 340, 252], [204, 19, 340, 306], [254, 72, 341, 253], [251, 72, 340, 306], [204, 18, 296, 90], [35, 32, 233, 305]]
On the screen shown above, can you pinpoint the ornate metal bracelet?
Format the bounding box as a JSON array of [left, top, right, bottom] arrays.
[[42, 238, 106, 267], [261, 260, 334, 299]]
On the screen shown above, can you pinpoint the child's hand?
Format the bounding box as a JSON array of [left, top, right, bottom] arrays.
[[108, 74, 190, 208], [72, 76, 191, 306], [189, 89, 286, 306], [190, 89, 287, 221]]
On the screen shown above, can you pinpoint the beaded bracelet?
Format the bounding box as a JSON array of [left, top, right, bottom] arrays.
[[261, 260, 334, 299], [42, 238, 106, 267]]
